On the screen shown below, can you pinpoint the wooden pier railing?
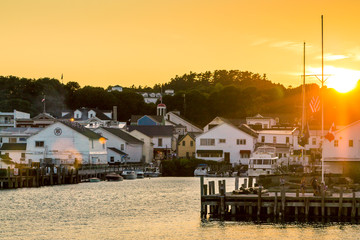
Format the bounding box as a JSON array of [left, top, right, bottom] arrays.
[[200, 176, 360, 220]]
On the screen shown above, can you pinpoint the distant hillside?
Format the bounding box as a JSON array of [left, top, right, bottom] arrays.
[[1, 71, 360, 127]]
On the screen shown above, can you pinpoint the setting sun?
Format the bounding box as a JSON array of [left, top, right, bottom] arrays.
[[308, 66, 360, 93]]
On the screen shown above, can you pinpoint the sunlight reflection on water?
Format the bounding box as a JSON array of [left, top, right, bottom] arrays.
[[0, 177, 359, 240]]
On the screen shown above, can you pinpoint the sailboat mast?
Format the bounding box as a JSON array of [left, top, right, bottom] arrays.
[[321, 15, 325, 184], [302, 42, 306, 164]]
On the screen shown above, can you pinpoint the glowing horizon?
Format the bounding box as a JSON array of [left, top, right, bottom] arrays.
[[1, 0, 360, 89]]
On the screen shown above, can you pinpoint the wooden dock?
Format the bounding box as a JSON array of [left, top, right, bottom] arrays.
[[0, 165, 124, 190], [200, 176, 360, 221]]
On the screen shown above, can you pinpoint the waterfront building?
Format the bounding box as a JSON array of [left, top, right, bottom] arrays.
[[203, 116, 246, 132], [128, 129, 154, 163], [16, 113, 56, 128], [61, 107, 115, 128], [322, 120, 360, 176], [95, 127, 144, 163], [164, 111, 203, 134], [246, 114, 277, 129], [26, 121, 107, 166], [177, 132, 199, 159], [196, 122, 258, 165], [256, 128, 296, 165], [130, 115, 164, 126], [126, 125, 175, 160], [0, 110, 30, 129]]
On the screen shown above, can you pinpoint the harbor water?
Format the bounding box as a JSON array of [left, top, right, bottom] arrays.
[[1, 177, 359, 240]]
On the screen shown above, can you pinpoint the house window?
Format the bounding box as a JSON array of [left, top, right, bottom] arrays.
[[261, 136, 265, 143], [121, 144, 125, 151], [182, 141, 185, 146], [21, 153, 25, 158], [110, 156, 114, 162], [286, 137, 289, 144], [349, 140, 353, 147], [19, 137, 26, 142], [35, 141, 44, 147], [312, 138, 316, 145], [9, 138, 17, 143], [200, 139, 215, 146], [264, 124, 268, 129], [236, 139, 246, 145], [190, 141, 193, 147], [334, 140, 338, 147], [273, 137, 277, 143], [219, 139, 226, 143], [158, 138, 163, 147]]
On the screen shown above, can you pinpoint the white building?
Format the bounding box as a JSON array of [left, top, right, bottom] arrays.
[[322, 121, 360, 175], [127, 125, 175, 160], [203, 116, 245, 132], [196, 122, 258, 165], [95, 127, 144, 163], [256, 128, 296, 164], [0, 143, 27, 164], [246, 114, 277, 129], [26, 121, 107, 166], [129, 129, 154, 163], [61, 107, 115, 128], [165, 111, 203, 133], [0, 110, 30, 129]]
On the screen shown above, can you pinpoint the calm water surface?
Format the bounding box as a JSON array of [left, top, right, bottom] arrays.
[[0, 177, 359, 240]]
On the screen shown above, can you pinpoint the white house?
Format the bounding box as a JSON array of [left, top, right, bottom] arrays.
[[165, 111, 203, 133], [256, 128, 296, 164], [196, 122, 258, 165], [129, 129, 154, 163], [0, 143, 27, 164], [322, 121, 360, 175], [26, 121, 107, 166], [61, 107, 115, 128], [95, 127, 144, 163], [0, 110, 30, 129], [127, 125, 175, 160], [246, 114, 277, 129], [203, 116, 245, 132]]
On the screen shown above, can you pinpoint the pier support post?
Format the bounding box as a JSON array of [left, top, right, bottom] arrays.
[[257, 186, 262, 216], [200, 176, 204, 218], [281, 185, 285, 216], [7, 167, 12, 189], [321, 184, 325, 217], [235, 177, 239, 190], [351, 190, 356, 218], [295, 190, 299, 216], [248, 177, 253, 188], [338, 187, 343, 217], [274, 191, 278, 216]]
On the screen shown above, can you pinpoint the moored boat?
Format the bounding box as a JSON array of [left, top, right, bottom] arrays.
[[121, 170, 137, 180], [105, 173, 123, 181], [248, 146, 279, 177], [194, 164, 209, 176], [89, 177, 101, 182], [144, 166, 161, 177], [136, 170, 144, 179]]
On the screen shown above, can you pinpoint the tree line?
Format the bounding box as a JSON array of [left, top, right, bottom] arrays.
[[0, 71, 359, 127]]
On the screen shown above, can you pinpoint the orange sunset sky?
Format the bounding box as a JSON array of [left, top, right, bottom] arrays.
[[1, 0, 360, 92]]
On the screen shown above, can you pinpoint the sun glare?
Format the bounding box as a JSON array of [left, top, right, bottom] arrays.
[[308, 66, 360, 93]]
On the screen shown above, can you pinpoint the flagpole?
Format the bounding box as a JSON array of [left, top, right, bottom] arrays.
[[43, 95, 46, 113], [321, 15, 325, 184], [302, 42, 306, 166]]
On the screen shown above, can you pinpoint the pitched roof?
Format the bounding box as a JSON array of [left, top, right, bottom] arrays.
[[238, 124, 258, 138], [102, 127, 143, 144], [130, 115, 163, 124], [177, 132, 200, 143], [108, 147, 127, 155], [0, 143, 26, 150], [62, 108, 111, 121], [167, 111, 203, 131], [59, 121, 103, 139], [126, 125, 174, 137]]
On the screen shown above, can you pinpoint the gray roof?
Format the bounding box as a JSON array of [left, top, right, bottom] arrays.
[[60, 121, 103, 139], [127, 125, 174, 137], [0, 143, 26, 150], [108, 147, 127, 155], [102, 127, 143, 144], [130, 115, 163, 124], [62, 108, 111, 121]]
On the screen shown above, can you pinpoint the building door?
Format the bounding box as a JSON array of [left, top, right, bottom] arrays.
[[224, 152, 230, 163]]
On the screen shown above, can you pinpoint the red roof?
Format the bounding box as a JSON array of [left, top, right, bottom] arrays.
[[157, 103, 166, 107]]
